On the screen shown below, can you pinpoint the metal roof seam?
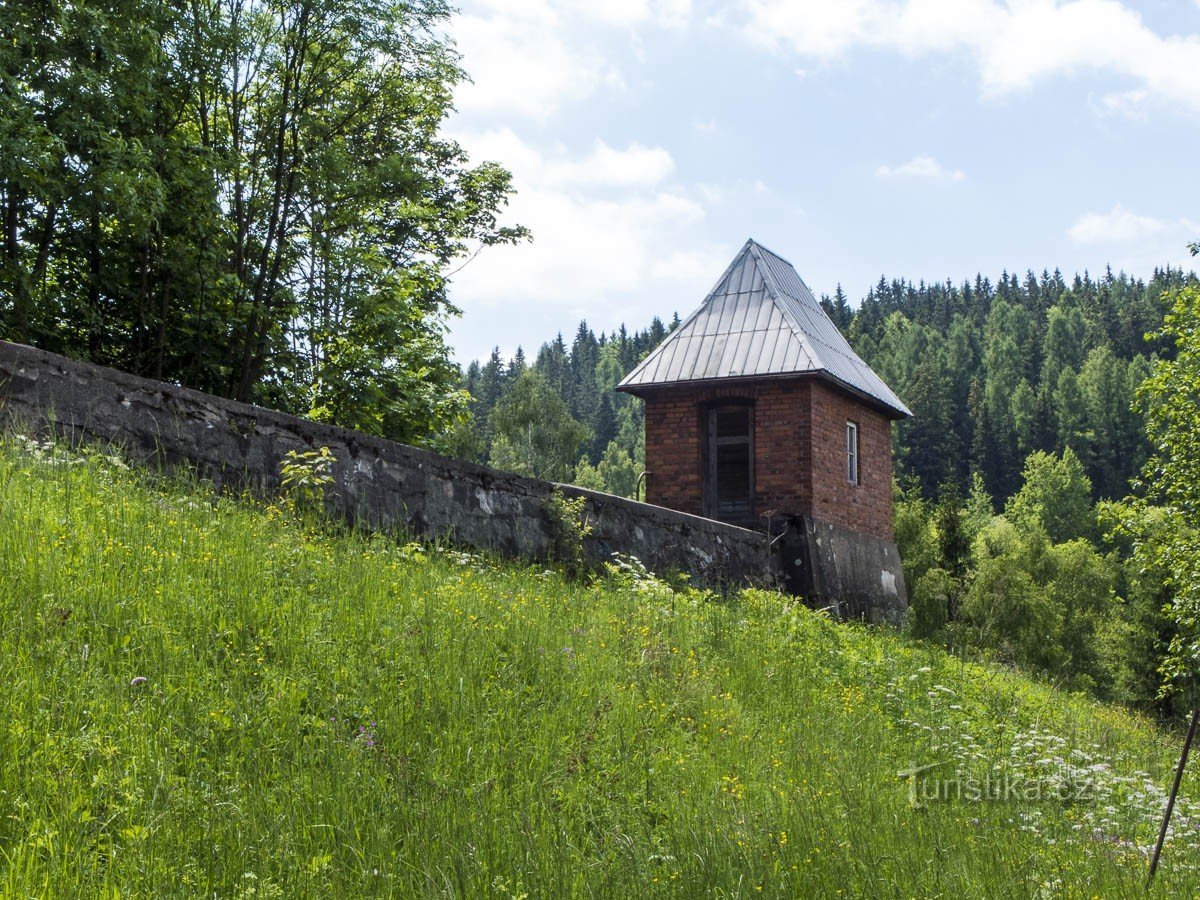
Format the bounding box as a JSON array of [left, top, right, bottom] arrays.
[[616, 239, 911, 418]]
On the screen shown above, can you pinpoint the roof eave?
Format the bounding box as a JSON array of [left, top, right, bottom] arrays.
[[618, 370, 911, 420]]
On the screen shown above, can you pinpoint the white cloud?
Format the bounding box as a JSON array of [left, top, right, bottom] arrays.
[[457, 130, 676, 190], [875, 155, 966, 182], [451, 0, 695, 119], [694, 179, 770, 206], [545, 140, 675, 188], [1067, 205, 1174, 244], [1093, 88, 1149, 120], [448, 129, 707, 309], [738, 0, 1200, 114], [451, 4, 620, 120], [740, 0, 877, 58], [558, 0, 692, 28], [1066, 205, 1200, 278], [693, 118, 718, 133]]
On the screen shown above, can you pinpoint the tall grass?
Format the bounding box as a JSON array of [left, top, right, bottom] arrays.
[[0, 435, 1197, 897]]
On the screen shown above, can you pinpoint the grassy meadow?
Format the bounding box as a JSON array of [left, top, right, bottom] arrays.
[[2, 436, 1200, 897]]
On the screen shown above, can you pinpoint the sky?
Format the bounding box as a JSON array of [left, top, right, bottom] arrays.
[[442, 0, 1200, 364]]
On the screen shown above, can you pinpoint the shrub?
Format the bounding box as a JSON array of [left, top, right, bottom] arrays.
[[908, 567, 955, 641]]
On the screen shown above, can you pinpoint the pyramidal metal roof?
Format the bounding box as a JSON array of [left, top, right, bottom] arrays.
[[617, 239, 912, 418]]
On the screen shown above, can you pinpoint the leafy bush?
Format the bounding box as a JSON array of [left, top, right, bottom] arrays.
[[547, 488, 593, 578], [908, 566, 955, 641], [279, 447, 337, 521]]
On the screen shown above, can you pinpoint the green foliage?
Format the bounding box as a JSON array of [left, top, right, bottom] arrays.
[[849, 267, 1182, 504], [546, 489, 593, 579], [934, 486, 971, 579], [957, 531, 1107, 696], [488, 371, 590, 482], [1101, 500, 1180, 711], [0, 0, 523, 444], [1134, 284, 1200, 698], [6, 437, 1200, 895], [908, 566, 954, 641], [901, 460, 1129, 698], [1079, 346, 1148, 497], [571, 458, 605, 493], [892, 479, 938, 593], [573, 440, 640, 498], [602, 551, 672, 597], [1006, 448, 1095, 543], [962, 471, 995, 539], [458, 319, 660, 487], [279, 447, 336, 519], [300, 284, 472, 446], [1042, 539, 1116, 694], [959, 518, 1056, 668]]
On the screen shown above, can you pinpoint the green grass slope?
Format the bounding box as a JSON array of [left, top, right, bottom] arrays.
[[1, 437, 1199, 898]]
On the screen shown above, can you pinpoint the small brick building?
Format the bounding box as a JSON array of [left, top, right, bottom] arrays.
[[617, 240, 910, 617]]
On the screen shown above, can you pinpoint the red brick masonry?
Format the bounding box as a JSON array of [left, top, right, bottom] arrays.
[[642, 377, 894, 542]]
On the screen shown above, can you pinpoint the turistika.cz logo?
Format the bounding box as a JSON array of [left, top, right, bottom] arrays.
[[898, 761, 1098, 806]]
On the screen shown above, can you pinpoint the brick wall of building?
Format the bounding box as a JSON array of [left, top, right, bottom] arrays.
[[807, 381, 894, 541], [643, 378, 814, 522], [643, 388, 706, 517], [641, 376, 894, 541]]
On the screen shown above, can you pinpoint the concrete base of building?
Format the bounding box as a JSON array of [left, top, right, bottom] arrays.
[[777, 515, 908, 626]]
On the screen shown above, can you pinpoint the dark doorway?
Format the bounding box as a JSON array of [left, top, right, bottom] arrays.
[[705, 404, 754, 526]]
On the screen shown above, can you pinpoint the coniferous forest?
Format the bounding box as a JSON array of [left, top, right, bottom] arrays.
[[459, 266, 1189, 507], [456, 265, 1200, 713]]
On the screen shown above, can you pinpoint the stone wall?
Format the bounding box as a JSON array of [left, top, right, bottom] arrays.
[[777, 516, 907, 626], [0, 341, 775, 589], [0, 341, 907, 621]]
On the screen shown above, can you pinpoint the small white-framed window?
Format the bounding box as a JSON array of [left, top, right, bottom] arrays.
[[846, 421, 859, 485]]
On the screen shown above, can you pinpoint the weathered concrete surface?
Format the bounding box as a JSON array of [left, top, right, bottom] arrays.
[[0, 341, 776, 590], [778, 515, 908, 625]]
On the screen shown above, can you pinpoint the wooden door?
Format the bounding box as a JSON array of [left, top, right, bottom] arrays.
[[704, 404, 754, 526]]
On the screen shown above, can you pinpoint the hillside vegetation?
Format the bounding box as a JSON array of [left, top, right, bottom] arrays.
[[2, 437, 1200, 897], [457, 274, 1200, 715]]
